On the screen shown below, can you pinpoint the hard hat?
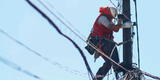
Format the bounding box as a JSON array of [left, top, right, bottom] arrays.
[[109, 7, 118, 18]]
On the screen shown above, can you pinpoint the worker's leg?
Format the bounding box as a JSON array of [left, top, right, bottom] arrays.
[[95, 38, 113, 80], [95, 56, 112, 80], [111, 47, 120, 79]]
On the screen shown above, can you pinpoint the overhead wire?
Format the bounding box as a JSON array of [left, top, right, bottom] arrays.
[[113, 0, 140, 69], [116, 0, 123, 13], [27, 0, 138, 79], [109, 1, 160, 79], [107, 0, 160, 80], [133, 0, 140, 69], [114, 0, 140, 69], [24, 0, 141, 79], [0, 0, 158, 80], [141, 71, 160, 80], [114, 0, 160, 80], [0, 56, 43, 80], [36, 0, 86, 42], [24, 0, 160, 79], [108, 0, 131, 21], [35, 0, 130, 72], [42, 0, 87, 39], [26, 0, 95, 80], [122, 69, 160, 80], [109, 0, 117, 8], [109, 0, 139, 68], [0, 27, 87, 78]]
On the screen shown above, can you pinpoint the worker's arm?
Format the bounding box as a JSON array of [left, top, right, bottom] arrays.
[[108, 24, 122, 32], [98, 16, 122, 32]]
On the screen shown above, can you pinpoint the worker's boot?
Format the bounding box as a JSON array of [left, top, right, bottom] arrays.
[[94, 75, 104, 80]]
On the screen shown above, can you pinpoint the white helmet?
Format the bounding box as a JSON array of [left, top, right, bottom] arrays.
[[109, 7, 118, 18]]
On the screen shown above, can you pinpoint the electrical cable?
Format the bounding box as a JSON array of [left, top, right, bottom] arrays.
[[141, 71, 160, 80], [42, 0, 87, 39], [108, 0, 117, 7], [0, 56, 43, 80], [35, 0, 130, 72], [0, 27, 87, 78], [0, 0, 158, 80], [26, 0, 95, 80], [27, 0, 134, 79], [37, 0, 86, 42], [109, 0, 140, 69], [133, 0, 140, 69]]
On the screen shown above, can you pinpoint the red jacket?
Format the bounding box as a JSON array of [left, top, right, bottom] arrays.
[[90, 7, 115, 40], [90, 14, 114, 39]]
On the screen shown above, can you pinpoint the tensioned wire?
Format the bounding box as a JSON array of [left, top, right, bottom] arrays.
[[0, 26, 87, 79], [26, 0, 95, 80], [34, 0, 160, 79], [0, 56, 44, 80], [36, 0, 130, 72]]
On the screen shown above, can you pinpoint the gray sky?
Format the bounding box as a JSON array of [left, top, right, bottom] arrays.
[[0, 0, 160, 80]]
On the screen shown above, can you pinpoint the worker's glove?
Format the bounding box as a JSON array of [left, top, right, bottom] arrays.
[[122, 21, 133, 28], [118, 14, 126, 20]]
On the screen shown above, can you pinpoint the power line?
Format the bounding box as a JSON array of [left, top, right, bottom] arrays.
[[0, 56, 43, 80], [108, 0, 140, 68], [33, 0, 160, 80], [26, 0, 95, 80], [133, 0, 140, 69], [0, 27, 87, 78], [35, 0, 130, 72], [108, 0, 117, 8], [108, 1, 160, 80], [0, 0, 158, 80], [37, 0, 86, 42], [42, 0, 87, 40], [142, 71, 160, 80]]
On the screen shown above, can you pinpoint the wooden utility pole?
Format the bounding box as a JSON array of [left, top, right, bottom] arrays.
[[122, 0, 133, 70]]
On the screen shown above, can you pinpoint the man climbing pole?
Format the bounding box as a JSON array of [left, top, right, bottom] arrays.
[[85, 6, 132, 80]]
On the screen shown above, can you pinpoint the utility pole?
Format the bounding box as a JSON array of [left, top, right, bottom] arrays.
[[122, 0, 133, 71]]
